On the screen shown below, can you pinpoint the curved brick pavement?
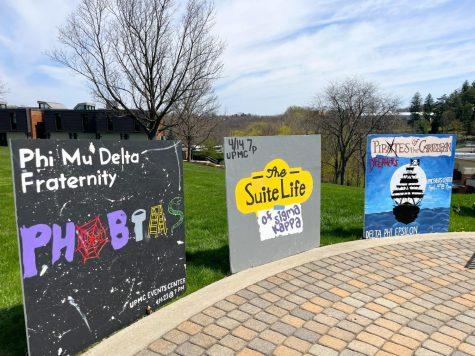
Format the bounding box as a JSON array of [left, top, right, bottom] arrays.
[[139, 237, 475, 356]]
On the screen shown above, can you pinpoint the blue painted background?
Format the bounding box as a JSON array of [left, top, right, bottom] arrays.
[[364, 133, 456, 238]]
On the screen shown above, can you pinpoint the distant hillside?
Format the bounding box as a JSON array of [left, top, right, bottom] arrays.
[[211, 114, 283, 141], [211, 108, 411, 143]]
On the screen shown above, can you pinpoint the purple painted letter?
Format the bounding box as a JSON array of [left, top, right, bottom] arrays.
[[108, 210, 129, 250], [20, 224, 52, 278], [52, 222, 75, 265]]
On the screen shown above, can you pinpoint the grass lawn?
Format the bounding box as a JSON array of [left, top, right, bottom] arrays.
[[1, 147, 474, 355]]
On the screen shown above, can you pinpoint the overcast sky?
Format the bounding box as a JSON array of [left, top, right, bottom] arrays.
[[1, 0, 475, 114]]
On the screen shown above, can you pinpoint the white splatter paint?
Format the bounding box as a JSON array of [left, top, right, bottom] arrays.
[[40, 265, 48, 276], [119, 279, 136, 315], [174, 143, 182, 191], [177, 240, 184, 245], [67, 296, 91, 332], [59, 200, 71, 216], [57, 329, 71, 339], [58, 347, 62, 355], [89, 142, 96, 154], [140, 142, 180, 154], [140, 141, 182, 190]]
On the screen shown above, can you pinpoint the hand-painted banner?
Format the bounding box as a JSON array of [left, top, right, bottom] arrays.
[[10, 140, 185, 355], [369, 135, 454, 158], [235, 158, 313, 214], [257, 203, 304, 241], [364, 134, 456, 239], [224, 135, 321, 273]]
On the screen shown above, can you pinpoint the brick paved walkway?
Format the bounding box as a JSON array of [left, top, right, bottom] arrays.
[[140, 238, 475, 356]]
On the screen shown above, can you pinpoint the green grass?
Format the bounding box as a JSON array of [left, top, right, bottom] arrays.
[[1, 147, 474, 355]]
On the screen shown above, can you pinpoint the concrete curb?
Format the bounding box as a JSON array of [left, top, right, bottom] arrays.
[[83, 232, 475, 356]]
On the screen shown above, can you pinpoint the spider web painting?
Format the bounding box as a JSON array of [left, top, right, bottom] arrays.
[[76, 216, 110, 263]]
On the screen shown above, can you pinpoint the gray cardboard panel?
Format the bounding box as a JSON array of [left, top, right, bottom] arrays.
[[10, 140, 186, 355], [224, 135, 321, 273]]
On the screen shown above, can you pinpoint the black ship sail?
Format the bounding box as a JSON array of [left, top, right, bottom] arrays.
[[391, 160, 424, 224]]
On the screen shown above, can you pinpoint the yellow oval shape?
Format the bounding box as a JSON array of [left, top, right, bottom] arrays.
[[235, 158, 313, 214]]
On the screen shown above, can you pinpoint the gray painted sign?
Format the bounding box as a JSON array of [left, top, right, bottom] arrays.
[[224, 135, 321, 273], [10, 139, 185, 355]]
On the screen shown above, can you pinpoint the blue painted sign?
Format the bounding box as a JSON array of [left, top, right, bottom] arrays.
[[364, 134, 456, 238]]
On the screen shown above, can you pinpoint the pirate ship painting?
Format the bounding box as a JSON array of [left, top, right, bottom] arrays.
[[364, 134, 457, 239], [390, 159, 427, 224]]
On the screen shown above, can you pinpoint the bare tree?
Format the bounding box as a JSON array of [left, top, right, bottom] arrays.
[[49, 0, 223, 139], [171, 78, 219, 161], [314, 78, 400, 185]]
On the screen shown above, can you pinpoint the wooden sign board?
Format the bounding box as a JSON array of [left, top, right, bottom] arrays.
[[364, 134, 456, 238], [10, 140, 186, 355], [224, 135, 321, 273]]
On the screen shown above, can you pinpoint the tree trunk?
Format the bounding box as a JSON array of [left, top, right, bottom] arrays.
[[339, 158, 347, 185], [360, 152, 366, 187], [333, 157, 339, 184], [356, 160, 360, 187], [147, 130, 156, 140], [187, 146, 192, 162], [339, 149, 347, 185]]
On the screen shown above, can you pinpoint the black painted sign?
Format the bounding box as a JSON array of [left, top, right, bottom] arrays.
[[10, 140, 186, 355]]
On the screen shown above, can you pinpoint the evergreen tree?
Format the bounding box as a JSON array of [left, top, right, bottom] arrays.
[[409, 92, 422, 128], [431, 95, 447, 133], [424, 80, 475, 134], [461, 83, 475, 105], [462, 80, 470, 93], [457, 103, 474, 134], [423, 93, 434, 121]]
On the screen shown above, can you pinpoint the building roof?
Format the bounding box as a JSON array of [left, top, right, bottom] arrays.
[[37, 101, 67, 109], [74, 102, 96, 110]]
